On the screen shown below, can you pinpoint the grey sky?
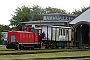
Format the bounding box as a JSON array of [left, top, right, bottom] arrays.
[[0, 0, 90, 25]]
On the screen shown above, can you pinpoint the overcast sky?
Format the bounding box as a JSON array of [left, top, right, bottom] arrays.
[[0, 0, 90, 25]]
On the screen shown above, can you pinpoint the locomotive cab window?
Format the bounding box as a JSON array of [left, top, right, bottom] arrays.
[[30, 28, 34, 32]]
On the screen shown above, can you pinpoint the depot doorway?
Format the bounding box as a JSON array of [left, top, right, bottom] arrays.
[[76, 24, 89, 46]]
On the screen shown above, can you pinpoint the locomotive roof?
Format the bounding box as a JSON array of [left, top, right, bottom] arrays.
[[9, 31, 32, 33], [51, 26, 71, 29]]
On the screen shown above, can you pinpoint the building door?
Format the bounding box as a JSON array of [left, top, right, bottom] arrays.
[[76, 24, 89, 46]]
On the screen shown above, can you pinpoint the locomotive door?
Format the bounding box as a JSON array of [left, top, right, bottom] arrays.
[[35, 29, 42, 42]]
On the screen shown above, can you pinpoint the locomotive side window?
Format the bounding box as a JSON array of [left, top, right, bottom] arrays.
[[10, 35, 16, 42], [30, 28, 34, 32]]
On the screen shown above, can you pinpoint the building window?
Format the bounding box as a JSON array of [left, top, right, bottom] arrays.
[[43, 16, 46, 20], [57, 15, 61, 20], [43, 14, 75, 20], [67, 16, 69, 20], [66, 16, 67, 20], [47, 16, 50, 20], [50, 16, 53, 20], [61, 15, 63, 20], [46, 16, 48, 20], [64, 16, 68, 20], [53, 16, 55, 20]]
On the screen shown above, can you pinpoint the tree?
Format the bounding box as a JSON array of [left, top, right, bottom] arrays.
[[72, 6, 89, 15], [0, 25, 10, 44], [0, 25, 3, 41], [30, 5, 44, 21], [9, 6, 31, 30], [45, 7, 67, 14], [9, 5, 69, 30]]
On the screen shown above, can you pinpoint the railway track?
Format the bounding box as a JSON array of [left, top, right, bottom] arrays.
[[0, 47, 90, 60], [4, 56, 90, 60], [33, 56, 90, 60], [0, 49, 89, 55]]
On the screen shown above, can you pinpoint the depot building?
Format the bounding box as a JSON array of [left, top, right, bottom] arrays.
[[70, 7, 90, 47]]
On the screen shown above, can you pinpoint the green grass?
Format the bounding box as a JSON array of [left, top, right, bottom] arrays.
[[0, 48, 89, 54], [0, 45, 90, 60], [0, 45, 6, 50], [0, 50, 90, 60], [0, 45, 89, 53]]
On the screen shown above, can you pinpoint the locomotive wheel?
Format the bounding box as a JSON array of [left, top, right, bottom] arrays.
[[45, 45, 48, 49], [6, 45, 10, 49], [55, 46, 59, 49], [61, 46, 65, 49], [19, 47, 23, 50], [19, 45, 24, 50], [15, 47, 18, 50], [15, 44, 19, 50], [15, 46, 18, 50], [45, 46, 49, 49]]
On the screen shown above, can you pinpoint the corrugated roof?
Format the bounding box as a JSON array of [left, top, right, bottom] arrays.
[[70, 7, 90, 24]]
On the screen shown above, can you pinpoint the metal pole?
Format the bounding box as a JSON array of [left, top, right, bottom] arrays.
[[47, 26, 48, 41], [40, 10, 42, 27]]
